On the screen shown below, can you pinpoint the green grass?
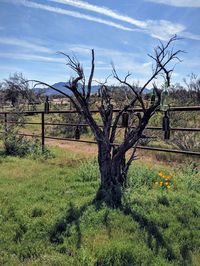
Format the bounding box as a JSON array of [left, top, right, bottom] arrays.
[[0, 146, 199, 265]]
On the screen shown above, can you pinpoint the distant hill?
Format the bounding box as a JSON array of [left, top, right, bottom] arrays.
[[33, 82, 150, 96], [33, 82, 101, 96]]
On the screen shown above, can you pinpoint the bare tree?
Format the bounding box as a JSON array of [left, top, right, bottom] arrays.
[[32, 36, 182, 207], [184, 73, 200, 104]]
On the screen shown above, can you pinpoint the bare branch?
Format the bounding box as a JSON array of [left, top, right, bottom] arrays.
[[123, 140, 139, 176], [112, 64, 145, 110], [28, 80, 82, 113], [86, 49, 95, 101], [141, 35, 183, 93]]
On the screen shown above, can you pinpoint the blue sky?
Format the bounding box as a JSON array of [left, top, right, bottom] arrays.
[[0, 0, 200, 87]]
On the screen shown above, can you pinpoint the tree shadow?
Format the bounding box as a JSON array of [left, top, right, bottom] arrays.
[[50, 199, 114, 248], [120, 204, 176, 261], [102, 209, 112, 239], [0, 150, 6, 157], [49, 199, 176, 262], [50, 201, 91, 248]]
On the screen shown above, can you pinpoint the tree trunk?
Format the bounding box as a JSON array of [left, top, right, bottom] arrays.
[[95, 142, 125, 208]]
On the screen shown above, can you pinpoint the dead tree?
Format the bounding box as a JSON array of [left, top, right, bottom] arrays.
[[32, 36, 182, 207]]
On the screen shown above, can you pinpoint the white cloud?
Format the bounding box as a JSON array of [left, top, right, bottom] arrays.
[[10, 0, 133, 31], [49, 0, 147, 27], [48, 0, 188, 40], [146, 0, 200, 8], [144, 20, 185, 40], [6, 0, 199, 41], [0, 52, 65, 63], [0, 37, 53, 53], [180, 31, 200, 40]]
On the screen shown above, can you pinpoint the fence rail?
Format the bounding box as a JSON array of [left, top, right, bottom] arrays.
[[0, 105, 200, 115], [0, 106, 200, 157]]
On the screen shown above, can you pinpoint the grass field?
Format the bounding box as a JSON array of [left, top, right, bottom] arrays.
[[0, 144, 199, 265]]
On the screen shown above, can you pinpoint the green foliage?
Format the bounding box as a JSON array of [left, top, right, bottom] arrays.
[[127, 162, 157, 189], [4, 134, 50, 159], [76, 160, 99, 181], [1, 125, 51, 159], [0, 146, 199, 265]]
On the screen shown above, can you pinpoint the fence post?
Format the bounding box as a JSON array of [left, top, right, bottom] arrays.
[[4, 113, 7, 140], [41, 112, 45, 153]]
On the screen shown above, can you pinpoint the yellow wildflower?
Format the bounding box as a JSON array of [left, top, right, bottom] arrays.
[[155, 182, 159, 185], [159, 181, 163, 186], [167, 185, 171, 189], [165, 182, 169, 186], [158, 172, 163, 177]]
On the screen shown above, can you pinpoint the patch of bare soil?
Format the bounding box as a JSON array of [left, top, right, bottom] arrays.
[[46, 139, 196, 169], [46, 139, 98, 156]]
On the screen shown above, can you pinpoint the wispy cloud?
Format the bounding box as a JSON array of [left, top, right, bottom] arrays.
[[180, 31, 200, 40], [0, 37, 52, 53], [6, 0, 189, 40], [145, 0, 200, 8], [48, 0, 189, 40], [49, 0, 147, 27], [0, 52, 65, 63], [9, 0, 133, 31]]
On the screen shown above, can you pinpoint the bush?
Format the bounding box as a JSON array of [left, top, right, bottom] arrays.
[[2, 126, 51, 159]]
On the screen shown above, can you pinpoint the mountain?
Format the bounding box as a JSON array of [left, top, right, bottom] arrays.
[[33, 82, 100, 96], [33, 82, 69, 96], [33, 82, 150, 96]]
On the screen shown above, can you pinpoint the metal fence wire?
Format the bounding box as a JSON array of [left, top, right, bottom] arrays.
[[0, 106, 200, 157]]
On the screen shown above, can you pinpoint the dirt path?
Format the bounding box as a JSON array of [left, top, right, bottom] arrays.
[[45, 138, 196, 170], [46, 139, 98, 156], [45, 138, 162, 166]]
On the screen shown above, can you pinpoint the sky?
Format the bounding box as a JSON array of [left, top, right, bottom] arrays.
[[0, 0, 200, 87]]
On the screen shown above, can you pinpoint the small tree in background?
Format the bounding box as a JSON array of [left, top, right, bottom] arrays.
[[33, 36, 182, 207], [1, 73, 36, 108]]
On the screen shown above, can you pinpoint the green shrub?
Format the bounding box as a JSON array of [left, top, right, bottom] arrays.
[[2, 126, 51, 159]]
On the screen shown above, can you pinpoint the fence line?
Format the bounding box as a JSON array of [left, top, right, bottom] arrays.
[[4, 121, 200, 132], [0, 106, 200, 157], [0, 105, 200, 115]]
